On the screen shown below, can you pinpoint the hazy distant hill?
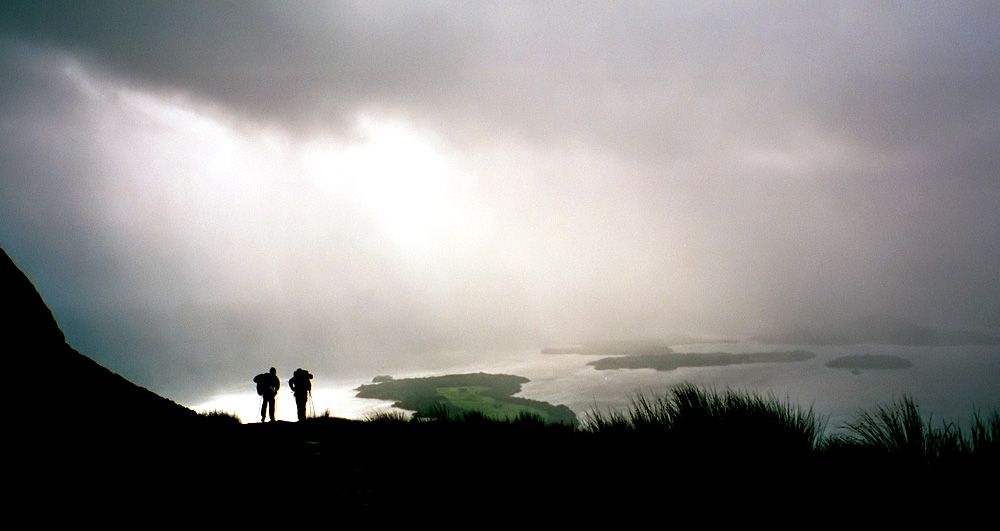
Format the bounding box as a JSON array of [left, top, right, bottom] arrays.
[[753, 315, 1000, 346]]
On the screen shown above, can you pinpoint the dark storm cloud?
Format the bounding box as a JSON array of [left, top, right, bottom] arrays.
[[5, 2, 998, 158], [1, 1, 481, 134], [3, 2, 999, 402]]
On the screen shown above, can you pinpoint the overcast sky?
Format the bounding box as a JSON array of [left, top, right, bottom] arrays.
[[2, 2, 998, 404]]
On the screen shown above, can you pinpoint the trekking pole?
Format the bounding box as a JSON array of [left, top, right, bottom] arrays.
[[308, 390, 316, 418]]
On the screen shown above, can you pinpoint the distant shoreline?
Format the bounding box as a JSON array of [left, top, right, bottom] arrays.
[[825, 354, 912, 371], [541, 337, 739, 356], [588, 350, 816, 371]]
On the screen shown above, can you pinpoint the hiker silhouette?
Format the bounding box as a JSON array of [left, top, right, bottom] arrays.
[[254, 367, 280, 422], [289, 368, 314, 421]]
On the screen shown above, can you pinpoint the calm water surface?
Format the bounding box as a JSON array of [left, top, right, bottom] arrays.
[[194, 342, 1000, 431]]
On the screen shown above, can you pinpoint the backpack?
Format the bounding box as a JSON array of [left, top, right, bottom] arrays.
[[291, 368, 313, 393], [253, 373, 275, 396]]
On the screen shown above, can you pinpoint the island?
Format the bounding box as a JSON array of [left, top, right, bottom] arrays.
[[825, 354, 913, 371], [588, 350, 816, 371], [355, 372, 578, 426], [541, 337, 742, 356]]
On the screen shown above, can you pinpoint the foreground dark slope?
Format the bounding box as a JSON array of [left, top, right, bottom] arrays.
[[4, 249, 200, 430]]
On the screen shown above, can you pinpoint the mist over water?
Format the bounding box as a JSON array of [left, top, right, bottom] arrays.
[[196, 342, 1000, 432]]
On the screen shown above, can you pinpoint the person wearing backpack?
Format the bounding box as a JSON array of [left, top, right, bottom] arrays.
[[253, 367, 280, 422], [288, 368, 313, 421]]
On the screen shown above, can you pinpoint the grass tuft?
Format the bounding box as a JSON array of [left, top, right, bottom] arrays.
[[364, 409, 412, 423], [354, 383, 995, 472], [199, 409, 241, 425], [970, 409, 1000, 453], [583, 383, 826, 459], [835, 395, 1000, 466]]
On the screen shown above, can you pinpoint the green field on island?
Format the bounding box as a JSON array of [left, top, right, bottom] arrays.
[[356, 373, 578, 426]]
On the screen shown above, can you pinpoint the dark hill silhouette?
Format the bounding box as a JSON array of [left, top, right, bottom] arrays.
[[4, 248, 199, 430], [4, 247, 226, 511]]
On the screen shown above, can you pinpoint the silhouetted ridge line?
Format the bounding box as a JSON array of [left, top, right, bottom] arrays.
[[2, 249, 65, 348], [3, 248, 198, 431]]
